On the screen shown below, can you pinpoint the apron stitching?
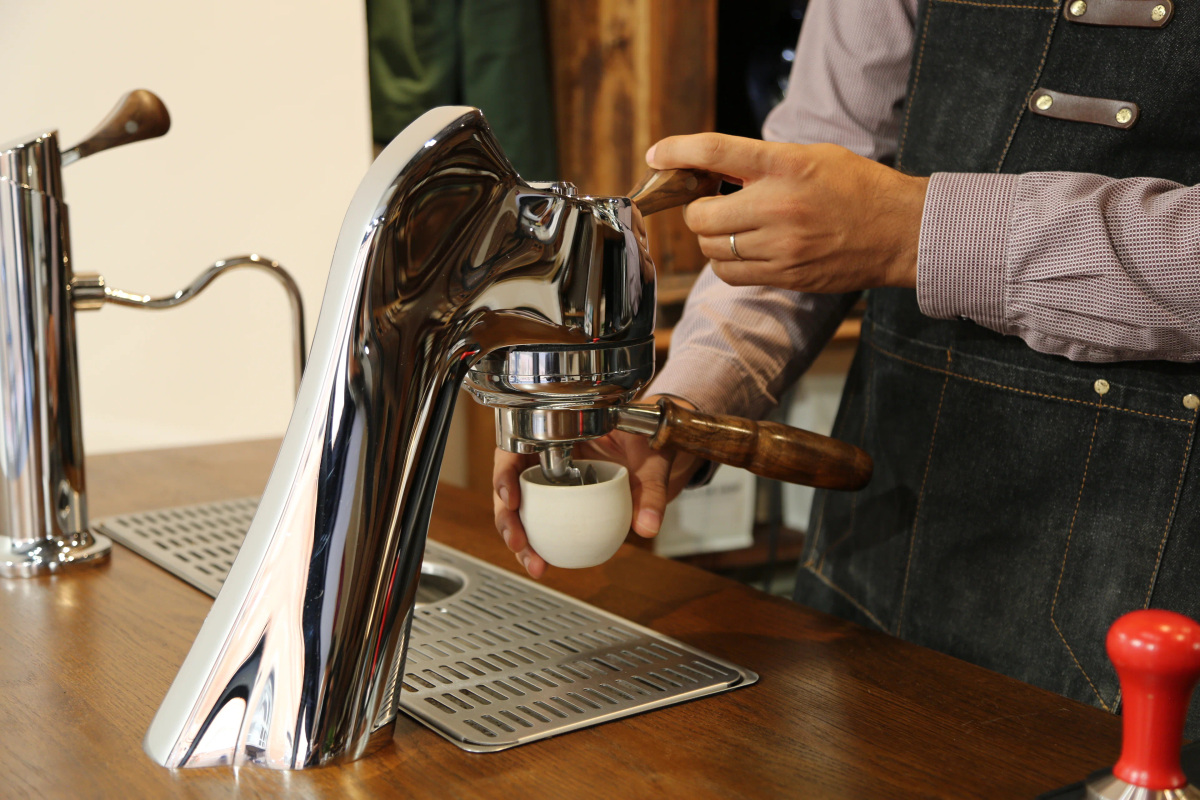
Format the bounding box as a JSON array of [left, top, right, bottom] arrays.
[[802, 562, 888, 631], [819, 347, 875, 571], [803, 495, 830, 569], [867, 339, 1192, 424], [936, 0, 1058, 8], [895, 0, 935, 172], [896, 349, 953, 638], [1142, 409, 1199, 609], [804, 386, 856, 569], [1050, 400, 1110, 711], [994, 0, 1062, 172]]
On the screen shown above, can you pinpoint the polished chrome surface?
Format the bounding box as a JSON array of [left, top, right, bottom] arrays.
[[466, 340, 655, 408], [614, 402, 664, 438], [1087, 775, 1200, 799], [397, 543, 753, 752], [0, 129, 109, 575], [1, 130, 64, 199], [538, 445, 597, 486], [145, 106, 659, 769], [71, 254, 307, 392], [99, 497, 756, 753], [495, 406, 618, 453]]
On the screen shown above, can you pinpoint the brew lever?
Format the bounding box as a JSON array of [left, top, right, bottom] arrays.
[[61, 89, 170, 166]]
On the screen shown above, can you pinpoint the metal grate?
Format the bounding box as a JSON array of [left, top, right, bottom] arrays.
[[98, 498, 757, 753]]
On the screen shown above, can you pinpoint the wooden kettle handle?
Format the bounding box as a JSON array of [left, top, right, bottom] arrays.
[[627, 168, 722, 216], [61, 89, 171, 165], [648, 398, 873, 491]]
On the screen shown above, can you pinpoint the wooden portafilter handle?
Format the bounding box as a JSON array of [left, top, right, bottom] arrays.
[[618, 398, 872, 491], [61, 89, 171, 166], [1104, 610, 1200, 792], [627, 168, 723, 216]]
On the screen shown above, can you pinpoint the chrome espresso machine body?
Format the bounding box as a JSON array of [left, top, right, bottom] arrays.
[[0, 90, 305, 578], [143, 105, 667, 768], [144, 105, 872, 769]]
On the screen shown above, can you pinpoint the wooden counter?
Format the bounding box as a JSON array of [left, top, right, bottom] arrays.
[[2, 439, 1120, 798]]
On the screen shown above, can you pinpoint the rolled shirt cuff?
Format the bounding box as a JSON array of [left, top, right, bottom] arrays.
[[916, 172, 1020, 334], [643, 349, 760, 419]]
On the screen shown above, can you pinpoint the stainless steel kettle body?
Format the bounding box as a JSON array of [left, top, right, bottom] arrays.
[[0, 132, 100, 573], [0, 90, 307, 579]]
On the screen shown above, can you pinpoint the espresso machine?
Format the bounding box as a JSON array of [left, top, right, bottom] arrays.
[[0, 90, 305, 579], [134, 105, 873, 769]]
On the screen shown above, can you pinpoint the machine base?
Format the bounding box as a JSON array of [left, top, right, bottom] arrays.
[[0, 530, 112, 577], [98, 497, 758, 754]]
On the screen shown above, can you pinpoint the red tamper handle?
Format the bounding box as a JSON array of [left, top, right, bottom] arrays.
[[1108, 610, 1200, 790]]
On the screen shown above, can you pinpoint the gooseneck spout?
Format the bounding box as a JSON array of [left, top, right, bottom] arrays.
[[143, 107, 655, 768]]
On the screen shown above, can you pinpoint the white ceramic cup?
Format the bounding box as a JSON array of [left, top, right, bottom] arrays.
[[518, 460, 632, 569]]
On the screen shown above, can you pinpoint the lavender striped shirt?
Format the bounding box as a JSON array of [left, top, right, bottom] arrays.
[[648, 0, 1200, 420]]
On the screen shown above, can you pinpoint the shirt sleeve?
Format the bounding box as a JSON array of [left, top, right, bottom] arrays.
[[647, 0, 918, 416], [918, 172, 1200, 362]]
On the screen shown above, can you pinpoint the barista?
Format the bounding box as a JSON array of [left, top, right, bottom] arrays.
[[493, 0, 1200, 730]]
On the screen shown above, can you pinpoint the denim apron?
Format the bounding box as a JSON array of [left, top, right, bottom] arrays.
[[794, 0, 1200, 733]]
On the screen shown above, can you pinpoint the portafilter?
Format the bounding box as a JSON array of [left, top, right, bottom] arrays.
[[465, 168, 872, 491]]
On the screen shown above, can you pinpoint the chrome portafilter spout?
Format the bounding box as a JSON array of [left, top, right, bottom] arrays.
[[540, 446, 598, 486]]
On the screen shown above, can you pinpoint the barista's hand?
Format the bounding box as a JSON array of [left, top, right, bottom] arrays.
[[493, 397, 704, 578], [645, 134, 928, 293]]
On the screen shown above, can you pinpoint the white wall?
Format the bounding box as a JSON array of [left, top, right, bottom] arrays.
[[2, 1, 373, 453]]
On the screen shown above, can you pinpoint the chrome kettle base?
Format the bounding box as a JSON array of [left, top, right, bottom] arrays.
[[0, 530, 112, 578], [97, 498, 758, 754]]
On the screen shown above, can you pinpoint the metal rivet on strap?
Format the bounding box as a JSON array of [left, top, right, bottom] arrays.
[[1184, 394, 1200, 410], [1094, 379, 1110, 396], [1036, 94, 1054, 111], [1152, 4, 1167, 21], [1069, 0, 1087, 16], [1115, 108, 1133, 125]]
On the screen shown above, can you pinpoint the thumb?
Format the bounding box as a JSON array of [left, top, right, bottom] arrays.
[[646, 133, 767, 183], [630, 452, 673, 538]]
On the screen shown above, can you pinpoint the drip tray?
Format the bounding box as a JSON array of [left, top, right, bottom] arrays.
[[97, 498, 758, 753]]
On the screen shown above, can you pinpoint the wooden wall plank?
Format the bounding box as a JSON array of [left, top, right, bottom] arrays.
[[463, 1, 720, 500]]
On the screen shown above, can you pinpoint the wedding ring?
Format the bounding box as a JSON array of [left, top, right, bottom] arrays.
[[729, 232, 744, 261]]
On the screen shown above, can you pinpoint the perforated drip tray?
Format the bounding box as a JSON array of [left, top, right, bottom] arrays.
[[97, 498, 758, 753]]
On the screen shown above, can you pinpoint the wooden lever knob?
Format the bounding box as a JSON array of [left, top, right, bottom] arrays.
[[61, 89, 171, 165], [647, 399, 873, 491], [627, 168, 722, 216]]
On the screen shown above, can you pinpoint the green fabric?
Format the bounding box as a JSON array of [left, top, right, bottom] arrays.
[[367, 0, 558, 181]]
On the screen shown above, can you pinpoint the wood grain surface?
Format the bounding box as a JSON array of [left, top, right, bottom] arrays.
[[1, 439, 1121, 798], [650, 399, 874, 490], [628, 168, 722, 216], [545, 0, 717, 274], [66, 89, 171, 160]]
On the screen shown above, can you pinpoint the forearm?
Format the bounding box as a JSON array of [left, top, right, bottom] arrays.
[[920, 172, 1200, 362], [646, 266, 857, 418]]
